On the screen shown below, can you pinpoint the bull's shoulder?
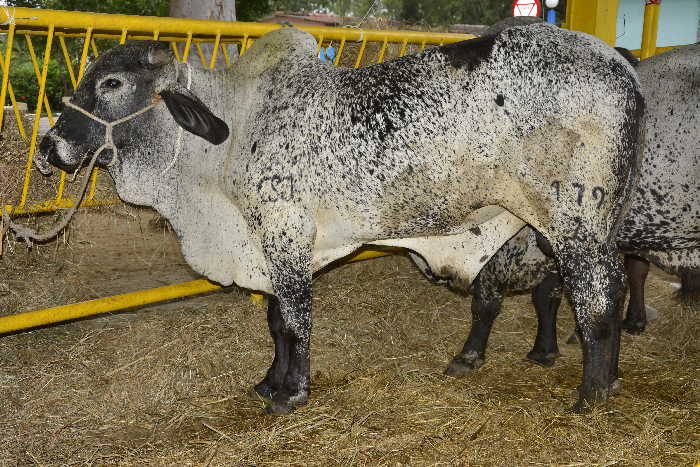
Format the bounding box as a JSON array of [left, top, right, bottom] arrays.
[[235, 27, 319, 77]]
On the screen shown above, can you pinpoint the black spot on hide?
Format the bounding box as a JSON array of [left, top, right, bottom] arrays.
[[495, 94, 504, 106], [252, 141, 257, 154]]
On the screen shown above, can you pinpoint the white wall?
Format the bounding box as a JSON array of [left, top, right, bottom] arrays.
[[616, 0, 700, 49]]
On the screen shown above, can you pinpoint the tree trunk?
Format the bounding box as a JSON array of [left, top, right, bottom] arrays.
[[169, 0, 236, 22], [169, 0, 236, 67]]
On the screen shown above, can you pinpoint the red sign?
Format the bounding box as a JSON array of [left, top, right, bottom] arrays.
[[512, 0, 542, 17], [645, 0, 661, 4]]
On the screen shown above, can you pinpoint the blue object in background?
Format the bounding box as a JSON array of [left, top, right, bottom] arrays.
[[546, 8, 556, 24], [326, 46, 336, 63], [319, 46, 336, 63]]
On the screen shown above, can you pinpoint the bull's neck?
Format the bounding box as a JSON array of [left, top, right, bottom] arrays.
[[152, 65, 234, 219]]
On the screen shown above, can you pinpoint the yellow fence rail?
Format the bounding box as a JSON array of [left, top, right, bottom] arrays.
[[0, 3, 692, 334], [0, 8, 469, 334], [0, 7, 472, 218]]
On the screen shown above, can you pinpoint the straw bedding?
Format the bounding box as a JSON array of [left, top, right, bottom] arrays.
[[0, 206, 697, 465]]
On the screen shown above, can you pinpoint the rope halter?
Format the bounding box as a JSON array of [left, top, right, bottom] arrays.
[[63, 97, 163, 168], [63, 60, 191, 173], [3, 98, 162, 246], [2, 56, 190, 247]]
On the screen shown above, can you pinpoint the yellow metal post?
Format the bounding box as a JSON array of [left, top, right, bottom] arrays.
[[77, 27, 94, 83], [0, 23, 16, 131], [22, 24, 55, 210], [354, 37, 367, 68], [640, 0, 662, 59], [376, 37, 388, 63], [565, 0, 620, 46], [0, 280, 222, 335], [333, 38, 346, 66]]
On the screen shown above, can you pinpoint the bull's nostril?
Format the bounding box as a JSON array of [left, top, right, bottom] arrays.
[[37, 135, 75, 173]]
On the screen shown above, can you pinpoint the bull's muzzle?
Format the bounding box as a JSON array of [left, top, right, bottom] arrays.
[[35, 135, 56, 175], [35, 133, 82, 175]]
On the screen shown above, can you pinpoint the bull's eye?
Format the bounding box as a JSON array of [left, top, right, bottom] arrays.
[[101, 78, 122, 89]]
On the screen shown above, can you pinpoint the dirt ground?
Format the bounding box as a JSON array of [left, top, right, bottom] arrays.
[[0, 207, 697, 466]]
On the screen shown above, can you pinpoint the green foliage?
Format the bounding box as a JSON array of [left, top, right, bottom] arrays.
[[270, 0, 326, 13], [235, 0, 521, 26], [9, 58, 66, 112], [7, 0, 169, 16], [383, 0, 513, 26], [237, 0, 273, 21], [6, 0, 169, 112]]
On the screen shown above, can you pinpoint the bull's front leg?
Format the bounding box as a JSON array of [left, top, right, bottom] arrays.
[[622, 254, 650, 334], [445, 274, 504, 377], [252, 226, 314, 415], [526, 272, 563, 367], [254, 265, 312, 415], [252, 296, 290, 400], [554, 241, 624, 413]]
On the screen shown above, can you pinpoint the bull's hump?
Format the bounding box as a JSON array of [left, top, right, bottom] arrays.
[[436, 35, 497, 71], [236, 27, 318, 77]]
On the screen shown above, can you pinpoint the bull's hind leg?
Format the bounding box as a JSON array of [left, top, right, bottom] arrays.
[[527, 272, 563, 367], [679, 268, 700, 303], [622, 255, 650, 334], [555, 243, 624, 412]]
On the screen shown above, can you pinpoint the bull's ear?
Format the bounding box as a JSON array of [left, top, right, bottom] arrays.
[[160, 89, 229, 145]]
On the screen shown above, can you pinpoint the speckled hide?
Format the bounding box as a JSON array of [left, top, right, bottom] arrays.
[[619, 44, 700, 251], [450, 44, 700, 374], [36, 25, 643, 414]]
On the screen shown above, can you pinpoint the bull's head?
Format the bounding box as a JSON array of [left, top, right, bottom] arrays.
[[35, 41, 229, 202]]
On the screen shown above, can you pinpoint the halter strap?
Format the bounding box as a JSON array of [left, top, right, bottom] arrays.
[[64, 98, 162, 166], [161, 60, 192, 175]]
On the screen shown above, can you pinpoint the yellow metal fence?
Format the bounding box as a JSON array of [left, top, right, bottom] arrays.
[[0, 4, 691, 334], [0, 7, 471, 218], [0, 8, 470, 333]]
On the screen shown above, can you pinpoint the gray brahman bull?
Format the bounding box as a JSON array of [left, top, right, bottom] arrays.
[[34, 25, 643, 414], [424, 43, 699, 373]]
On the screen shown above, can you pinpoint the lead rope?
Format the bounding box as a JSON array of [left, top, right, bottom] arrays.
[[161, 60, 191, 175], [1, 96, 163, 250]]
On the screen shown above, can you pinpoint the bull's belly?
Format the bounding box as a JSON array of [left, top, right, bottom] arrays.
[[312, 207, 526, 288], [628, 248, 700, 276]]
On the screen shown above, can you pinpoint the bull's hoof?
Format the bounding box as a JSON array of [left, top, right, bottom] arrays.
[[263, 390, 309, 416], [526, 350, 561, 367], [265, 399, 296, 415], [609, 378, 622, 395], [622, 317, 646, 335], [444, 351, 484, 377], [571, 379, 620, 413]]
